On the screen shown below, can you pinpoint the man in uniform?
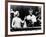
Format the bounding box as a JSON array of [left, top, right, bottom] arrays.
[[24, 8, 37, 27]]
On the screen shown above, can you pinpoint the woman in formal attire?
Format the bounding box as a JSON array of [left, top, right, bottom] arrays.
[[12, 11, 23, 28]]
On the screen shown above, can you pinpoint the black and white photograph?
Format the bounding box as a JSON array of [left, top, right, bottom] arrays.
[[8, 2, 45, 35], [10, 5, 41, 31]]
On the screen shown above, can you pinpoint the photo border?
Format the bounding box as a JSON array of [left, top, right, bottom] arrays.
[[5, 0, 45, 37]]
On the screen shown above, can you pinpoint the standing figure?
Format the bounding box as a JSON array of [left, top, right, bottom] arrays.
[[25, 8, 37, 27], [12, 11, 23, 28]]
